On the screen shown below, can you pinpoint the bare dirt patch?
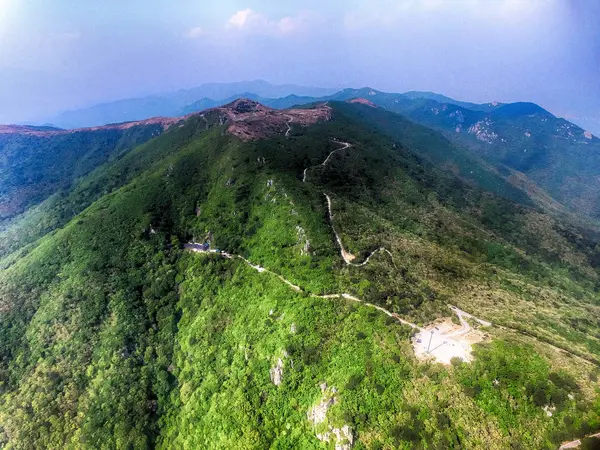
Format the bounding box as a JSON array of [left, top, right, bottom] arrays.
[[221, 99, 331, 141], [413, 317, 486, 365], [347, 98, 377, 108]]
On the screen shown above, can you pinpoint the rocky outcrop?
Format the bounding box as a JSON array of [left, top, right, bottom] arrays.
[[307, 383, 354, 449], [468, 118, 498, 143], [270, 358, 284, 386]]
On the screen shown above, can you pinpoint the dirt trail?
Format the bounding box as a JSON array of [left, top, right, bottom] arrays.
[[450, 305, 492, 327], [321, 141, 352, 166], [325, 193, 395, 266], [284, 115, 293, 138], [302, 140, 352, 184], [302, 140, 394, 268], [187, 242, 590, 370], [186, 139, 596, 371], [559, 432, 600, 449], [185, 242, 421, 329], [324, 193, 357, 264]]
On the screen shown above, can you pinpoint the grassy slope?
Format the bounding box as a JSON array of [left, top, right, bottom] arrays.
[[0, 104, 599, 449]]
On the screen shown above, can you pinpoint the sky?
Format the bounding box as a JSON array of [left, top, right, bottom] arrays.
[[0, 0, 598, 132]]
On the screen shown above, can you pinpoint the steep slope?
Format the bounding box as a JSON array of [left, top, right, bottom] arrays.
[[391, 98, 600, 221], [41, 83, 600, 223], [1, 100, 599, 449], [0, 100, 329, 259], [334, 101, 534, 207], [0, 118, 181, 222], [241, 87, 600, 223], [316, 88, 600, 222]]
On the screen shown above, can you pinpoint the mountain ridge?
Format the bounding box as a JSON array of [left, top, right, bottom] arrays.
[[2, 99, 600, 448]]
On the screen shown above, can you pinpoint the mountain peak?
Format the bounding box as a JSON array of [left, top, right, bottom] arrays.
[[223, 98, 269, 114], [201, 99, 331, 141]]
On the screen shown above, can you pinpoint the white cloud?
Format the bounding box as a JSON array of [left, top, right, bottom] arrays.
[[226, 8, 312, 35], [227, 8, 261, 29], [186, 26, 205, 39]]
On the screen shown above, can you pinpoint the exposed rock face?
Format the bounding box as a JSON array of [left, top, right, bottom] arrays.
[[296, 225, 311, 255], [270, 358, 284, 386], [211, 98, 331, 141], [317, 425, 354, 450], [0, 98, 331, 142], [307, 384, 354, 449], [584, 130, 593, 139], [468, 118, 498, 143], [230, 98, 263, 114], [307, 384, 336, 425]]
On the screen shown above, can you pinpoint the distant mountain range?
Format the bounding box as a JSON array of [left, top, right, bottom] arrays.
[[18, 82, 600, 225], [175, 86, 600, 224], [43, 80, 338, 129]]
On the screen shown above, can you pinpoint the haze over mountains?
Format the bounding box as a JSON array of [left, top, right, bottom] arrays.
[[2, 0, 600, 447], [41, 81, 338, 130], [40, 80, 596, 134], [28, 81, 600, 227]]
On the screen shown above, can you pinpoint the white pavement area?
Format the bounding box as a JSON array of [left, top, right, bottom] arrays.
[[412, 306, 490, 365]]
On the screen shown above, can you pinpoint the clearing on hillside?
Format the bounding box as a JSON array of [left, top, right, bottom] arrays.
[[413, 316, 487, 364]]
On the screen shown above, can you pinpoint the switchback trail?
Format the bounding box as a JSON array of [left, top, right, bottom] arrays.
[[297, 140, 597, 369], [324, 193, 394, 266], [302, 140, 395, 267], [186, 139, 598, 372]]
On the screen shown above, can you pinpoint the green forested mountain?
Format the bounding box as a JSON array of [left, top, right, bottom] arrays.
[[1, 100, 599, 449], [0, 119, 189, 258], [0, 121, 177, 222], [287, 88, 600, 223], [44, 84, 600, 224], [179, 88, 600, 223]]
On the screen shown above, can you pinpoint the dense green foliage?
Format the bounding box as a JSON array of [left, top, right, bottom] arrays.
[[0, 124, 164, 222], [0, 102, 599, 448], [296, 88, 600, 222]]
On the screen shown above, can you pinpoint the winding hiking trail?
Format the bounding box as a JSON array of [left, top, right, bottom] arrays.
[[284, 115, 293, 138], [184, 243, 422, 329], [184, 140, 421, 330], [186, 136, 599, 376], [321, 140, 352, 166], [302, 140, 352, 184], [183, 129, 600, 448], [324, 193, 394, 266], [302, 139, 395, 267]]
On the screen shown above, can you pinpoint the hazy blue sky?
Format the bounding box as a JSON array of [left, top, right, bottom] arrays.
[[0, 0, 598, 132]]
